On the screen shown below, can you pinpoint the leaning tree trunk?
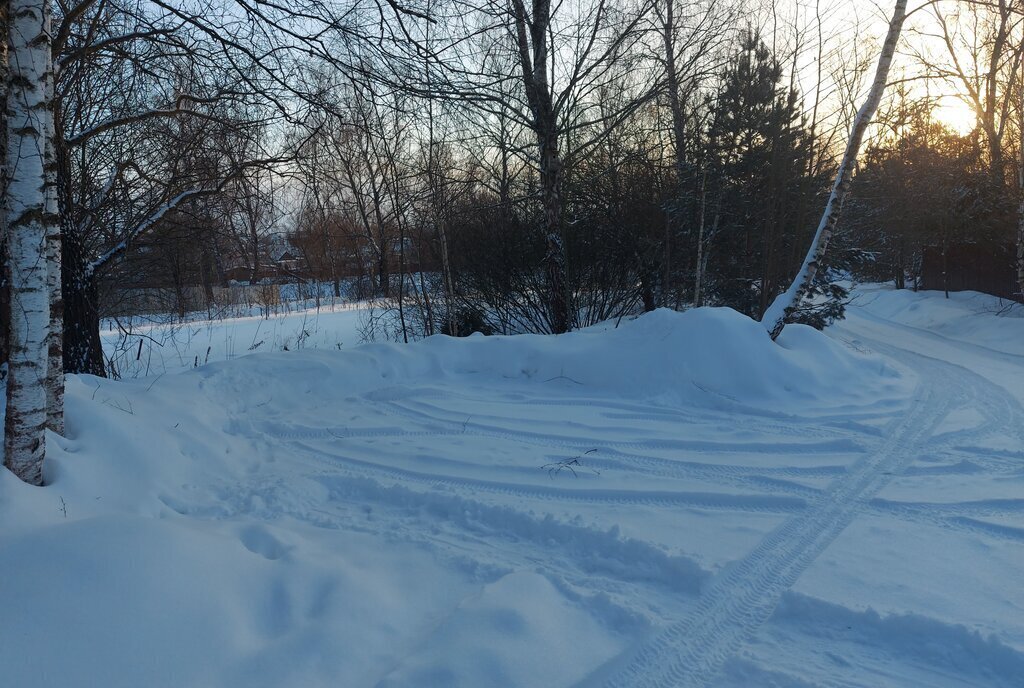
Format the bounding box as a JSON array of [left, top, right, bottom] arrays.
[[761, 0, 907, 340], [4, 0, 54, 485]]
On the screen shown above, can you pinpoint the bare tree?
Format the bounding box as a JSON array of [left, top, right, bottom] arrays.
[[656, 0, 730, 307], [383, 0, 658, 333], [926, 0, 1024, 186]]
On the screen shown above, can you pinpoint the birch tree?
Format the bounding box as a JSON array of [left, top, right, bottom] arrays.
[[4, 0, 55, 485], [761, 0, 908, 340], [44, 0, 62, 434]]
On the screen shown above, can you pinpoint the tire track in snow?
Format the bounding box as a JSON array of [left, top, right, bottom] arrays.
[[860, 505, 1024, 544], [851, 305, 1024, 369], [289, 399, 868, 457], [195, 470, 712, 608], [598, 323, 1022, 688], [869, 497, 1024, 519], [280, 431, 832, 500], [317, 473, 712, 598], [284, 440, 809, 515], [262, 418, 851, 486], [844, 311, 1024, 442], [367, 386, 863, 436], [575, 450, 845, 482], [599, 370, 955, 688], [370, 395, 875, 449]]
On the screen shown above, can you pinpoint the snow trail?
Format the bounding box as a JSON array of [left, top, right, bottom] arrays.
[[599, 369, 954, 687], [598, 317, 1024, 687]]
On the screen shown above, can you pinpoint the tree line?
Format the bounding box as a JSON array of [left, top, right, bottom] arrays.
[[2, 0, 1023, 483]]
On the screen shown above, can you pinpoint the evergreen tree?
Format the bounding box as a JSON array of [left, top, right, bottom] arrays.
[[845, 106, 1008, 290], [703, 32, 826, 320]]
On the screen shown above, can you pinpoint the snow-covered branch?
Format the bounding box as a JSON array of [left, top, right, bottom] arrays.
[[65, 93, 230, 148], [85, 187, 223, 278]]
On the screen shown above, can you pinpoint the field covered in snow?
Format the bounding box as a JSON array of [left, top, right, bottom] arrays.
[[99, 301, 367, 379], [2, 285, 1023, 687]]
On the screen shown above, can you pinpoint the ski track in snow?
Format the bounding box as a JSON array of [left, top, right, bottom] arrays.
[[599, 357, 952, 687], [594, 316, 1024, 687], [161, 302, 1024, 687]]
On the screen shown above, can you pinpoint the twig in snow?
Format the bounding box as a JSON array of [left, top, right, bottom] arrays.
[[145, 372, 166, 392], [542, 449, 600, 478], [543, 374, 583, 385], [101, 397, 134, 415]]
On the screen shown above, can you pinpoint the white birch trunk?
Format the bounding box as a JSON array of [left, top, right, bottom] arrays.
[[761, 0, 907, 340], [44, 0, 62, 434], [1017, 93, 1024, 300], [4, 0, 53, 485]]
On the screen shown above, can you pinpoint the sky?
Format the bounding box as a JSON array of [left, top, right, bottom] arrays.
[[771, 0, 995, 137]]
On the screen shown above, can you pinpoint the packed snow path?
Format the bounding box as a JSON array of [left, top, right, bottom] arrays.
[[3, 288, 1023, 688], [603, 337, 1007, 687]]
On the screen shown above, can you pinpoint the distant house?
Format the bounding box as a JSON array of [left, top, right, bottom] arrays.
[[275, 250, 303, 274]]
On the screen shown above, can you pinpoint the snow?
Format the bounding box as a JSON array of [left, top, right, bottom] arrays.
[[851, 284, 1024, 358], [101, 303, 365, 378], [2, 285, 1023, 687]]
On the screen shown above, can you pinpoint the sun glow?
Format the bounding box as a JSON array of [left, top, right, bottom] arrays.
[[934, 97, 978, 135]]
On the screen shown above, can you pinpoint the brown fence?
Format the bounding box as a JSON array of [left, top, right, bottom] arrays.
[[104, 284, 282, 318], [920, 243, 1021, 302]]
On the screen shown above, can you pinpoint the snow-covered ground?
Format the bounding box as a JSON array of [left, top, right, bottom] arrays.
[[101, 302, 366, 378], [2, 286, 1023, 687]]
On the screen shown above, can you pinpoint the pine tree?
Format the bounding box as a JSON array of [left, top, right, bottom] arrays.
[[703, 31, 822, 319]]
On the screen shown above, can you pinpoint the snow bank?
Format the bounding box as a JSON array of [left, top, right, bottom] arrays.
[[774, 592, 1024, 682], [377, 571, 625, 687], [0, 305, 912, 687], [184, 306, 904, 417]]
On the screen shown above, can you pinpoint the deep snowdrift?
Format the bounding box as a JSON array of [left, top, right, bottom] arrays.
[[2, 299, 1021, 687], [129, 305, 903, 410]]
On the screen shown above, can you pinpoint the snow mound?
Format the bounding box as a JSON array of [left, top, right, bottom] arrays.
[[377, 571, 627, 687], [185, 306, 904, 415]]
